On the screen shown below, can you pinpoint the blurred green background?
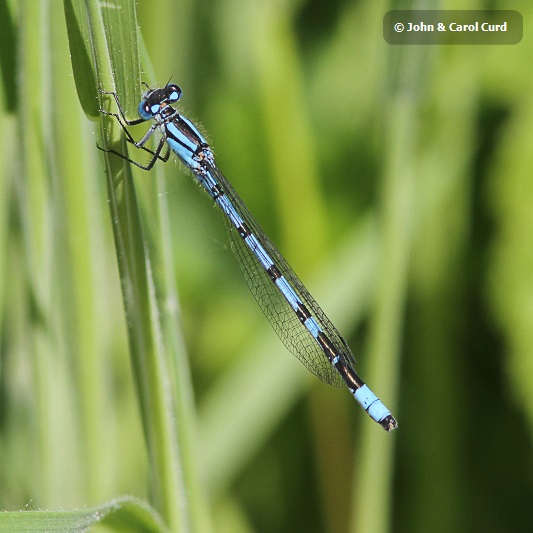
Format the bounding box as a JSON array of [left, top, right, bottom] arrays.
[[0, 0, 532, 532]]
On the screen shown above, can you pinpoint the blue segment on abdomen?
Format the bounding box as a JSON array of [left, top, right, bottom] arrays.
[[244, 234, 274, 270], [304, 317, 321, 339], [354, 385, 391, 423], [217, 193, 245, 229], [274, 276, 301, 311]]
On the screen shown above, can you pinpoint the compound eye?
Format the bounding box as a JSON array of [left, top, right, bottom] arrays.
[[138, 99, 152, 119], [166, 84, 182, 103]]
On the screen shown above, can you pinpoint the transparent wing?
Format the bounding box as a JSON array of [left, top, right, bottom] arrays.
[[207, 162, 358, 387]]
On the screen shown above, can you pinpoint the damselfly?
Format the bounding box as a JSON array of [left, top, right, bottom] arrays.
[[99, 83, 398, 431]]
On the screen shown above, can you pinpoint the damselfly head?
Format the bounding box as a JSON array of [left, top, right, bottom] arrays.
[[138, 83, 183, 120]]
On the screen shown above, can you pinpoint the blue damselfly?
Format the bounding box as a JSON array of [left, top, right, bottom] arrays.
[[99, 83, 398, 431]]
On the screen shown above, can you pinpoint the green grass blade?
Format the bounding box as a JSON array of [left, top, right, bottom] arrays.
[[136, 37, 213, 533], [62, 0, 98, 118], [65, 1, 192, 530], [0, 0, 17, 112], [350, 26, 428, 533], [0, 496, 168, 533]]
